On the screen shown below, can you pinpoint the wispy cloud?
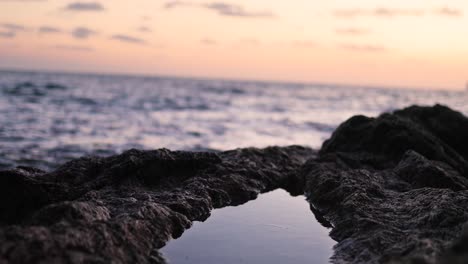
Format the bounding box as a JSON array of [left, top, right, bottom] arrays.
[[164, 1, 276, 18], [0, 23, 27, 38], [340, 43, 386, 52], [203, 2, 275, 17], [0, 31, 16, 38], [334, 7, 464, 19], [335, 28, 370, 35], [39, 26, 62, 34], [72, 27, 97, 39], [334, 8, 424, 18], [435, 7, 463, 17], [136, 26, 152, 33], [164, 1, 188, 9], [63, 2, 105, 12], [1, 23, 28, 31], [55, 45, 94, 52], [111, 34, 146, 44]]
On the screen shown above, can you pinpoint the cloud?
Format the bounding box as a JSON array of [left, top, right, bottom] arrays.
[[435, 7, 463, 17], [1, 23, 27, 31], [111, 34, 146, 44], [72, 27, 97, 39], [164, 1, 189, 9], [63, 2, 105, 12], [39, 26, 62, 34], [164, 1, 276, 18], [374, 8, 423, 17], [340, 43, 386, 52], [334, 8, 424, 18], [335, 28, 370, 35], [203, 2, 275, 17], [0, 23, 27, 38], [137, 26, 152, 33], [0, 31, 16, 38], [334, 7, 463, 19], [55, 45, 94, 52]]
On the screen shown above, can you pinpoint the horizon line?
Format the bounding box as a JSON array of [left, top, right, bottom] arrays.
[[0, 67, 460, 92]]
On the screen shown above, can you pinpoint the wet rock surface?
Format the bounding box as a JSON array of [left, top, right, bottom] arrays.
[[302, 104, 468, 263], [0, 146, 314, 264], [2, 104, 468, 264]]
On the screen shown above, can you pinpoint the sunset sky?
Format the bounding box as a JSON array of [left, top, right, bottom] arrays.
[[1, 0, 467, 89]]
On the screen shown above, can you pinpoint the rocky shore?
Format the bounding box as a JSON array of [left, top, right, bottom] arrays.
[[1, 104, 468, 263], [303, 104, 468, 263]]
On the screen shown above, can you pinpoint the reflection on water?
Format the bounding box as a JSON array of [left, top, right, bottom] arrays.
[[1, 70, 468, 170], [161, 189, 335, 264]]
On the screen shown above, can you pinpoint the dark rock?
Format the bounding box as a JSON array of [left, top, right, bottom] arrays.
[[320, 104, 468, 174], [0, 146, 315, 264], [303, 104, 468, 263], [394, 105, 468, 162], [440, 225, 468, 264], [3, 104, 468, 264], [395, 151, 468, 191]]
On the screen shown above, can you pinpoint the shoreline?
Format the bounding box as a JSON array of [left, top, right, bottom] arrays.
[[1, 104, 468, 263]]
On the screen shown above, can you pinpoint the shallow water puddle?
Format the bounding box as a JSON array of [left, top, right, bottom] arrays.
[[161, 189, 335, 263]]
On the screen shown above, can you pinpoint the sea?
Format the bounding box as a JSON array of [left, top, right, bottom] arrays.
[[1, 70, 467, 171]]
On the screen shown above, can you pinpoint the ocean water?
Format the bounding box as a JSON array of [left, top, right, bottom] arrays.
[[1, 70, 467, 170], [161, 189, 336, 264]]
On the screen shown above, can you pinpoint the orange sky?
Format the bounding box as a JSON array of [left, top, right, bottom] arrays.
[[1, 0, 467, 89]]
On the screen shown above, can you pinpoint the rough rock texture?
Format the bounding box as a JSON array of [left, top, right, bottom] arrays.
[[302, 104, 468, 263], [3, 104, 468, 264], [0, 146, 315, 264]]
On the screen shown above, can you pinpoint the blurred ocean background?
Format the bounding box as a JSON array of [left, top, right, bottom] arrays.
[[1, 70, 467, 171]]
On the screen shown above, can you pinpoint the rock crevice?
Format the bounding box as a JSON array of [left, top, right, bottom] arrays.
[[2, 104, 468, 264], [0, 146, 314, 263]]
